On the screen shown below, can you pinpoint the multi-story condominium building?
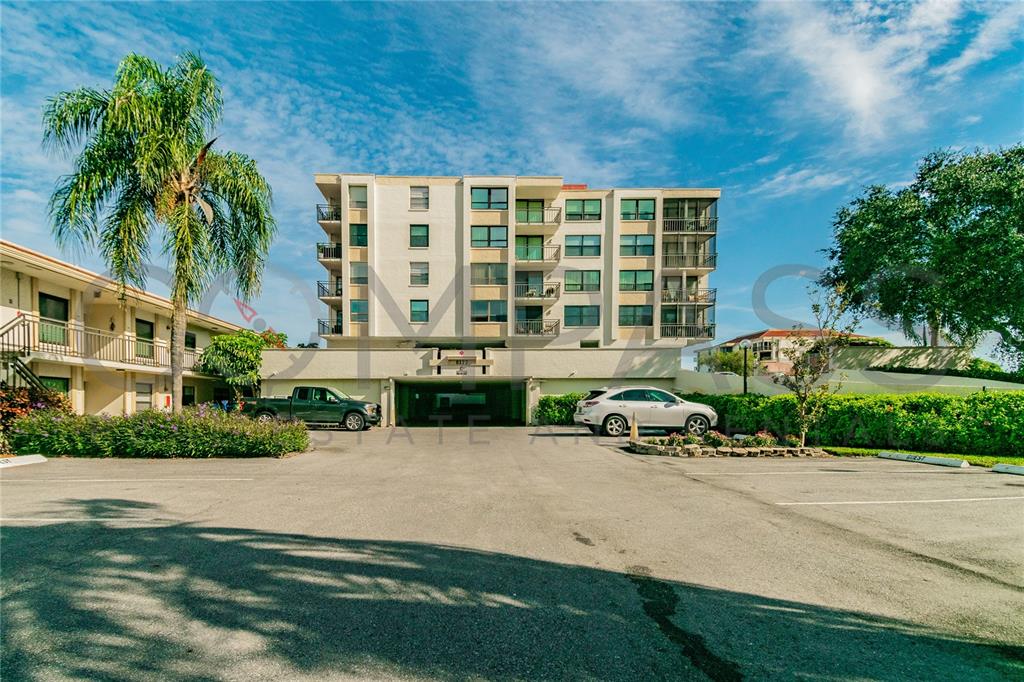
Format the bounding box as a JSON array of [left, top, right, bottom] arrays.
[[260, 174, 720, 427], [1, 240, 239, 414], [313, 174, 717, 348]]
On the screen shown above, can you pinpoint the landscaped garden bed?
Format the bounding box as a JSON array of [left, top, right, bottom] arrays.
[[631, 431, 830, 458]]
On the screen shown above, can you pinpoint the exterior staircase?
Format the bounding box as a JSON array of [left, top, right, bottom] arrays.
[[0, 315, 46, 390]]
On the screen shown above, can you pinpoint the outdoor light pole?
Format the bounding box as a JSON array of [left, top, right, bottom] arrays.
[[739, 339, 752, 395]]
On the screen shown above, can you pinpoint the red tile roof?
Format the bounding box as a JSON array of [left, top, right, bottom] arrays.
[[719, 329, 867, 345]]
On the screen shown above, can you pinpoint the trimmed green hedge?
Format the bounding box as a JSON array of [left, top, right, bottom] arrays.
[[866, 364, 1024, 385], [534, 393, 586, 425], [10, 408, 309, 458], [675, 392, 1024, 456]]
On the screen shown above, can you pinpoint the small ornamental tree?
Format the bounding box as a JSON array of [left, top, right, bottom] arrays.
[[699, 348, 764, 376], [258, 329, 288, 349], [195, 330, 270, 400], [773, 286, 862, 446]]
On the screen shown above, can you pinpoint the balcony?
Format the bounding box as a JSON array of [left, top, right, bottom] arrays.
[[318, 319, 344, 335], [317, 204, 342, 221], [317, 243, 343, 260], [514, 282, 560, 301], [660, 324, 716, 339], [661, 288, 717, 304], [663, 217, 717, 233], [317, 281, 343, 299], [515, 244, 561, 265], [516, 206, 561, 225], [514, 319, 560, 336], [2, 315, 203, 371], [662, 253, 718, 269]]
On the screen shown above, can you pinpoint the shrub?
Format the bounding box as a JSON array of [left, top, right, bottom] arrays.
[[0, 385, 72, 454], [676, 391, 1024, 456], [703, 430, 734, 447], [866, 363, 1024, 385], [534, 392, 586, 425], [739, 430, 779, 447], [10, 406, 309, 458]]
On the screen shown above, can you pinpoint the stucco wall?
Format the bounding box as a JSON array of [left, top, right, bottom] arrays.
[[833, 346, 972, 370], [674, 369, 1023, 396]]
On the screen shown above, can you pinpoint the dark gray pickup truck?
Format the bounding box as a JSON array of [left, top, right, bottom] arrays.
[[241, 386, 381, 430]]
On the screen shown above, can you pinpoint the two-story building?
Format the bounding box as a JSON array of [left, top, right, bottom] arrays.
[[1, 240, 240, 414]]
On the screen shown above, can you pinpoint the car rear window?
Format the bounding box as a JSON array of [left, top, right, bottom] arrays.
[[584, 390, 607, 401]]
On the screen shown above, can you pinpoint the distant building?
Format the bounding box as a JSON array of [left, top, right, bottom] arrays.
[[696, 329, 868, 374]]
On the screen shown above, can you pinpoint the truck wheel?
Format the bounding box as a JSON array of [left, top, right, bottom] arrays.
[[255, 411, 275, 423], [343, 412, 365, 431]]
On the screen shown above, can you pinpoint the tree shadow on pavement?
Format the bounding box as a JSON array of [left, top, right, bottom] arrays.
[[2, 499, 1020, 681]]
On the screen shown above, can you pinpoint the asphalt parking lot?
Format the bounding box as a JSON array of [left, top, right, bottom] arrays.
[[2, 426, 1022, 680]]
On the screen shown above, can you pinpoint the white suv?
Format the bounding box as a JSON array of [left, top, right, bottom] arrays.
[[573, 386, 718, 437]]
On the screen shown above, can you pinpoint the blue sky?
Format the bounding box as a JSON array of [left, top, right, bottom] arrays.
[[1, 1, 1022, 360]]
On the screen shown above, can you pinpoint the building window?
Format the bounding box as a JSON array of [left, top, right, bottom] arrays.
[[516, 199, 544, 223], [350, 223, 368, 246], [664, 198, 717, 219], [182, 385, 196, 407], [515, 235, 544, 260], [349, 185, 367, 209], [565, 305, 600, 327], [410, 300, 429, 323], [565, 199, 601, 221], [135, 382, 153, 412], [620, 234, 655, 256], [470, 300, 508, 322], [471, 187, 508, 210], [619, 270, 654, 291], [350, 262, 368, 285], [565, 234, 601, 257], [39, 376, 70, 394], [471, 226, 508, 248], [565, 270, 600, 292], [410, 186, 429, 210], [409, 224, 429, 248], [410, 262, 429, 286], [580, 340, 600, 348], [619, 305, 653, 326], [135, 318, 154, 359], [38, 293, 69, 345], [621, 198, 655, 221], [471, 263, 508, 285], [350, 299, 368, 323]]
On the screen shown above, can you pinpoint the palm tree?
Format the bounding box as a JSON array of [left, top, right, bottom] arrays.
[[43, 52, 275, 412]]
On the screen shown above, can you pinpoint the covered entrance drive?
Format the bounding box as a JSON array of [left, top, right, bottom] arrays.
[[394, 379, 526, 426]]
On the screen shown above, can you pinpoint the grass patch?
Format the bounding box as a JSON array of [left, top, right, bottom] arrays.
[[822, 446, 1024, 468]]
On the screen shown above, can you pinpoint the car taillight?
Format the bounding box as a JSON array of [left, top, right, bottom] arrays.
[[583, 400, 599, 407]]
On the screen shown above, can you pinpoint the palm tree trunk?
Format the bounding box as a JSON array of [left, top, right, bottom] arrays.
[[171, 297, 187, 413]]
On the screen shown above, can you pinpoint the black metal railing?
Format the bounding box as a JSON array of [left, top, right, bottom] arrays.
[[514, 319, 560, 336], [661, 288, 717, 304], [317, 204, 342, 221], [663, 217, 717, 233], [662, 253, 718, 268], [516, 206, 562, 224], [318, 319, 344, 335], [514, 282, 560, 299], [317, 281, 343, 297], [660, 324, 716, 339], [515, 244, 561, 262], [317, 243, 344, 259]]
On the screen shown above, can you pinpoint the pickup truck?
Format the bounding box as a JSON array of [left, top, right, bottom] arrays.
[[241, 386, 381, 430]]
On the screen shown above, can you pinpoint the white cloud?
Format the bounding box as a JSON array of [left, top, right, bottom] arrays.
[[937, 2, 1024, 81], [749, 166, 854, 199]]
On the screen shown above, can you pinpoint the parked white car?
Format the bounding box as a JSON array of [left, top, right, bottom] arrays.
[[573, 386, 718, 437]]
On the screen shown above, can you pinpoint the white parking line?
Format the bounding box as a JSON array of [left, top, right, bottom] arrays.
[[685, 471, 965, 476], [0, 478, 254, 483], [0, 517, 175, 523], [777, 496, 1024, 506]]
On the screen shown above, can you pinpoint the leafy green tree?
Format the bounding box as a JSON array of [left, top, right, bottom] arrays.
[[195, 330, 270, 399], [699, 348, 763, 376], [821, 146, 1024, 368], [43, 52, 276, 411]]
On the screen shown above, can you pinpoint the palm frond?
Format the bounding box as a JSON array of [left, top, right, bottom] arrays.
[[42, 88, 110, 155]]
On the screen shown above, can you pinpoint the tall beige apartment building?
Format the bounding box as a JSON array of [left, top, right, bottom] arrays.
[[313, 174, 717, 348]]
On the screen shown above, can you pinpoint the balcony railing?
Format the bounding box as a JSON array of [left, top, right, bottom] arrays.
[[514, 319, 560, 336], [514, 282, 560, 299], [661, 324, 716, 339], [663, 217, 717, 233], [318, 319, 344, 335], [5, 315, 203, 370], [661, 288, 717, 304], [317, 243, 343, 260], [317, 281, 343, 298], [317, 204, 342, 221], [515, 244, 561, 262], [516, 206, 562, 225], [662, 253, 718, 269]]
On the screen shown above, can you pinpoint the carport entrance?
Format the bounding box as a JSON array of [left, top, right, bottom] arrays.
[[395, 380, 526, 426]]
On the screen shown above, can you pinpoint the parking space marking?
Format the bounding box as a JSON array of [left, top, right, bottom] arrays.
[[0, 477, 255, 483], [682, 471, 968, 476], [0, 517, 175, 524], [777, 496, 1024, 506]]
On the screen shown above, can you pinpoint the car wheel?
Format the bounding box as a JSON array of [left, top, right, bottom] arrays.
[[343, 412, 365, 431], [686, 415, 710, 436], [255, 411, 275, 423], [602, 414, 628, 437]]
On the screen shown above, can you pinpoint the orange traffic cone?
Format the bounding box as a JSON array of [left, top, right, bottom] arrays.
[[630, 412, 639, 442]]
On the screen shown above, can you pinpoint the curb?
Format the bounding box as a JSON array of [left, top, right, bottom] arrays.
[[992, 463, 1024, 476], [0, 454, 47, 469], [878, 452, 969, 468]]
